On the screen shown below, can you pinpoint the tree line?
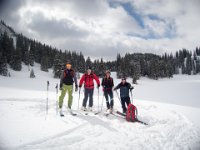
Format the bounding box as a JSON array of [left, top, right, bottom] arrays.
[[115, 49, 200, 83], [0, 20, 200, 83]]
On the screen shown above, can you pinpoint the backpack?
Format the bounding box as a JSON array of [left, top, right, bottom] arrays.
[[126, 103, 138, 122], [64, 69, 74, 78]]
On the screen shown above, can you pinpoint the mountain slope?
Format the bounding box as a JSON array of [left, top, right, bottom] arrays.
[[0, 21, 16, 37]]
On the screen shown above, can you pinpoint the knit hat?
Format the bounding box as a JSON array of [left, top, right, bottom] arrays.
[[87, 66, 92, 70], [121, 77, 126, 80], [105, 70, 111, 74]]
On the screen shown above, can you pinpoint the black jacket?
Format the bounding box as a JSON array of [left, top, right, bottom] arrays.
[[60, 69, 77, 88], [101, 77, 114, 91], [114, 82, 133, 98]]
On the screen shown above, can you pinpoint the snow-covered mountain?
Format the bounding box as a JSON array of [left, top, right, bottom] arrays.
[[0, 21, 16, 37], [0, 21, 17, 49], [0, 64, 200, 150]]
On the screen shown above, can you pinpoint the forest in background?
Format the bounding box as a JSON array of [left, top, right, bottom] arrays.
[[0, 20, 200, 83]]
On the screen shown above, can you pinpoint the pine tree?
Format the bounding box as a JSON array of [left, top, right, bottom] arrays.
[[132, 61, 140, 84], [53, 53, 62, 78], [30, 68, 35, 78], [196, 58, 200, 74], [99, 58, 105, 77], [1, 32, 14, 64], [29, 50, 34, 66], [0, 54, 8, 76], [40, 56, 49, 72], [78, 52, 86, 73], [116, 54, 123, 78], [186, 53, 192, 75], [86, 57, 92, 68], [16, 34, 29, 65], [10, 48, 22, 71]]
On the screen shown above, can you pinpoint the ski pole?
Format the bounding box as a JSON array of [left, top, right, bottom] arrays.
[[100, 91, 104, 112], [115, 90, 121, 103], [55, 83, 58, 115], [78, 88, 81, 110], [98, 87, 100, 112], [46, 81, 50, 119], [130, 89, 133, 104]]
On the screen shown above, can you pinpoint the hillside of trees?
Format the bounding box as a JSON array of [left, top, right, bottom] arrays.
[[0, 20, 200, 83], [116, 50, 200, 83]]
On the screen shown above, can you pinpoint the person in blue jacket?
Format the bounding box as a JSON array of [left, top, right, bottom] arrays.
[[114, 77, 134, 113]]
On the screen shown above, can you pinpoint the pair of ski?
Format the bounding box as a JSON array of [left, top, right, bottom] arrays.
[[59, 109, 77, 117], [59, 108, 101, 117], [82, 110, 100, 115], [60, 109, 98, 117], [79, 110, 108, 116], [115, 111, 148, 125]]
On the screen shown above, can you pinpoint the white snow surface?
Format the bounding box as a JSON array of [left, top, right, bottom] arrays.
[[0, 64, 200, 150]]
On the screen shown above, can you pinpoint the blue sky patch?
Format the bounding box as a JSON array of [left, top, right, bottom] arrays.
[[109, 1, 145, 28]]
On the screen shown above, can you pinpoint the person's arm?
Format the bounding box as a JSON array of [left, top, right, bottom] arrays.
[[101, 78, 105, 86], [73, 70, 78, 91], [111, 78, 114, 88], [59, 70, 64, 90], [114, 83, 121, 90], [127, 82, 134, 90], [79, 74, 85, 88], [93, 74, 100, 87], [73, 70, 78, 86]]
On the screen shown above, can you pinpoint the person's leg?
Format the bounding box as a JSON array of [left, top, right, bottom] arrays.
[[82, 88, 89, 108], [126, 96, 131, 107], [104, 91, 110, 109], [67, 85, 73, 109], [121, 97, 126, 113], [89, 88, 94, 107], [109, 91, 114, 109], [124, 97, 130, 112], [59, 84, 67, 109]]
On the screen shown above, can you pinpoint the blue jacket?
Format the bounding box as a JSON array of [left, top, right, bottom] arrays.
[[115, 82, 132, 98]]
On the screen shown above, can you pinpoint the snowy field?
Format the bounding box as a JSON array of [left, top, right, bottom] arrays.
[[0, 64, 200, 150]]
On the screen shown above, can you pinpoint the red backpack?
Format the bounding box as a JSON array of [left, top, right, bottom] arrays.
[[126, 103, 138, 122]]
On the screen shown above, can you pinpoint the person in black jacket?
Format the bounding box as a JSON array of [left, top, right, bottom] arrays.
[[101, 70, 114, 112], [114, 77, 134, 113], [59, 63, 78, 116]]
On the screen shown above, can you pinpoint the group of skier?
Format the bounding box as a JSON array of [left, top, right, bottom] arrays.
[[58, 62, 134, 116]]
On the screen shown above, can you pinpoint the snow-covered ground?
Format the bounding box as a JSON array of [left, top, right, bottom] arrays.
[[0, 64, 200, 150]]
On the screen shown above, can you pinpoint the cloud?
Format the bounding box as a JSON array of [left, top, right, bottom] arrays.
[[0, 0, 200, 60], [0, 0, 26, 25], [26, 12, 88, 39]]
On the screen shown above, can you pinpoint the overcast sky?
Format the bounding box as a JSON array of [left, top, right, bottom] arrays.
[[0, 0, 200, 60]]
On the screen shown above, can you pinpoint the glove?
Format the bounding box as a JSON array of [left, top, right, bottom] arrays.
[[75, 85, 78, 92], [130, 86, 134, 91], [97, 84, 100, 89], [60, 84, 63, 90], [113, 88, 117, 91], [79, 84, 82, 88]]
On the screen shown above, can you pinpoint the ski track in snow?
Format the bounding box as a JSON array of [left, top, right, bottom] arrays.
[[0, 98, 200, 150]]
